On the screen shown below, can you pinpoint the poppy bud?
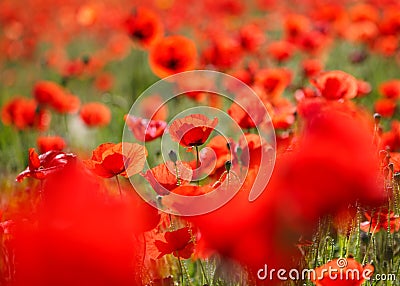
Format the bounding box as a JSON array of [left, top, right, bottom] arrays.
[[374, 113, 381, 124], [225, 160, 231, 172], [81, 55, 91, 65], [169, 150, 178, 163]]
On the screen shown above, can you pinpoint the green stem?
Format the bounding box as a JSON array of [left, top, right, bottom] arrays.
[[198, 259, 210, 285], [195, 145, 200, 186], [115, 176, 122, 198]]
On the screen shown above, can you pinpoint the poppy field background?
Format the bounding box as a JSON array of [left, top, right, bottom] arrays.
[[1, 0, 400, 285]]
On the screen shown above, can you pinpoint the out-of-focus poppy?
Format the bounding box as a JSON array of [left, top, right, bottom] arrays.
[[239, 133, 270, 169], [374, 98, 396, 118], [125, 115, 167, 142], [16, 149, 76, 182], [311, 70, 358, 100], [379, 80, 400, 99], [124, 7, 163, 48], [228, 95, 266, 129], [284, 14, 310, 40], [297, 30, 331, 55], [169, 114, 218, 147], [1, 97, 50, 131], [140, 94, 168, 121], [312, 258, 374, 286], [373, 35, 398, 57], [142, 161, 192, 196], [267, 41, 295, 63], [356, 80, 372, 97], [51, 93, 80, 114], [349, 3, 379, 23], [37, 136, 66, 153], [344, 21, 378, 44], [33, 81, 80, 114], [80, 102, 111, 127], [84, 143, 146, 178], [33, 81, 64, 106], [301, 58, 323, 78], [255, 68, 292, 99], [203, 135, 233, 174], [149, 35, 197, 78], [268, 98, 296, 130], [238, 24, 265, 52], [202, 36, 242, 70], [155, 227, 194, 259], [379, 121, 400, 151], [62, 59, 85, 78], [94, 72, 114, 92], [11, 162, 159, 286], [360, 209, 400, 233]]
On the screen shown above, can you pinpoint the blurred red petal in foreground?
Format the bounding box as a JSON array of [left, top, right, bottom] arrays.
[[10, 162, 159, 286], [189, 103, 385, 277]]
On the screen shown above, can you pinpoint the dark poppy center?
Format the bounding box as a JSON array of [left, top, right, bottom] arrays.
[[166, 58, 181, 70]]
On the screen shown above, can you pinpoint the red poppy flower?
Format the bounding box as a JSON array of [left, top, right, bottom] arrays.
[[80, 102, 111, 127], [94, 72, 114, 92], [142, 161, 192, 196], [125, 115, 167, 142], [124, 7, 163, 48], [154, 227, 194, 259], [349, 3, 379, 23], [169, 114, 218, 147], [239, 133, 270, 169], [311, 70, 358, 100], [379, 80, 400, 99], [228, 95, 266, 129], [267, 41, 295, 63], [202, 36, 242, 70], [238, 24, 265, 52], [84, 143, 146, 178], [16, 148, 76, 182], [255, 68, 292, 99], [33, 81, 80, 114], [360, 209, 400, 233], [149, 35, 197, 78], [356, 80, 371, 97], [51, 92, 80, 114], [33, 81, 65, 106], [269, 97, 296, 130], [374, 98, 396, 118], [203, 135, 233, 174], [37, 136, 66, 153], [139, 95, 168, 121], [301, 59, 323, 78], [284, 13, 311, 40], [1, 97, 50, 131], [312, 258, 374, 286], [11, 163, 159, 286], [373, 35, 398, 57]]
